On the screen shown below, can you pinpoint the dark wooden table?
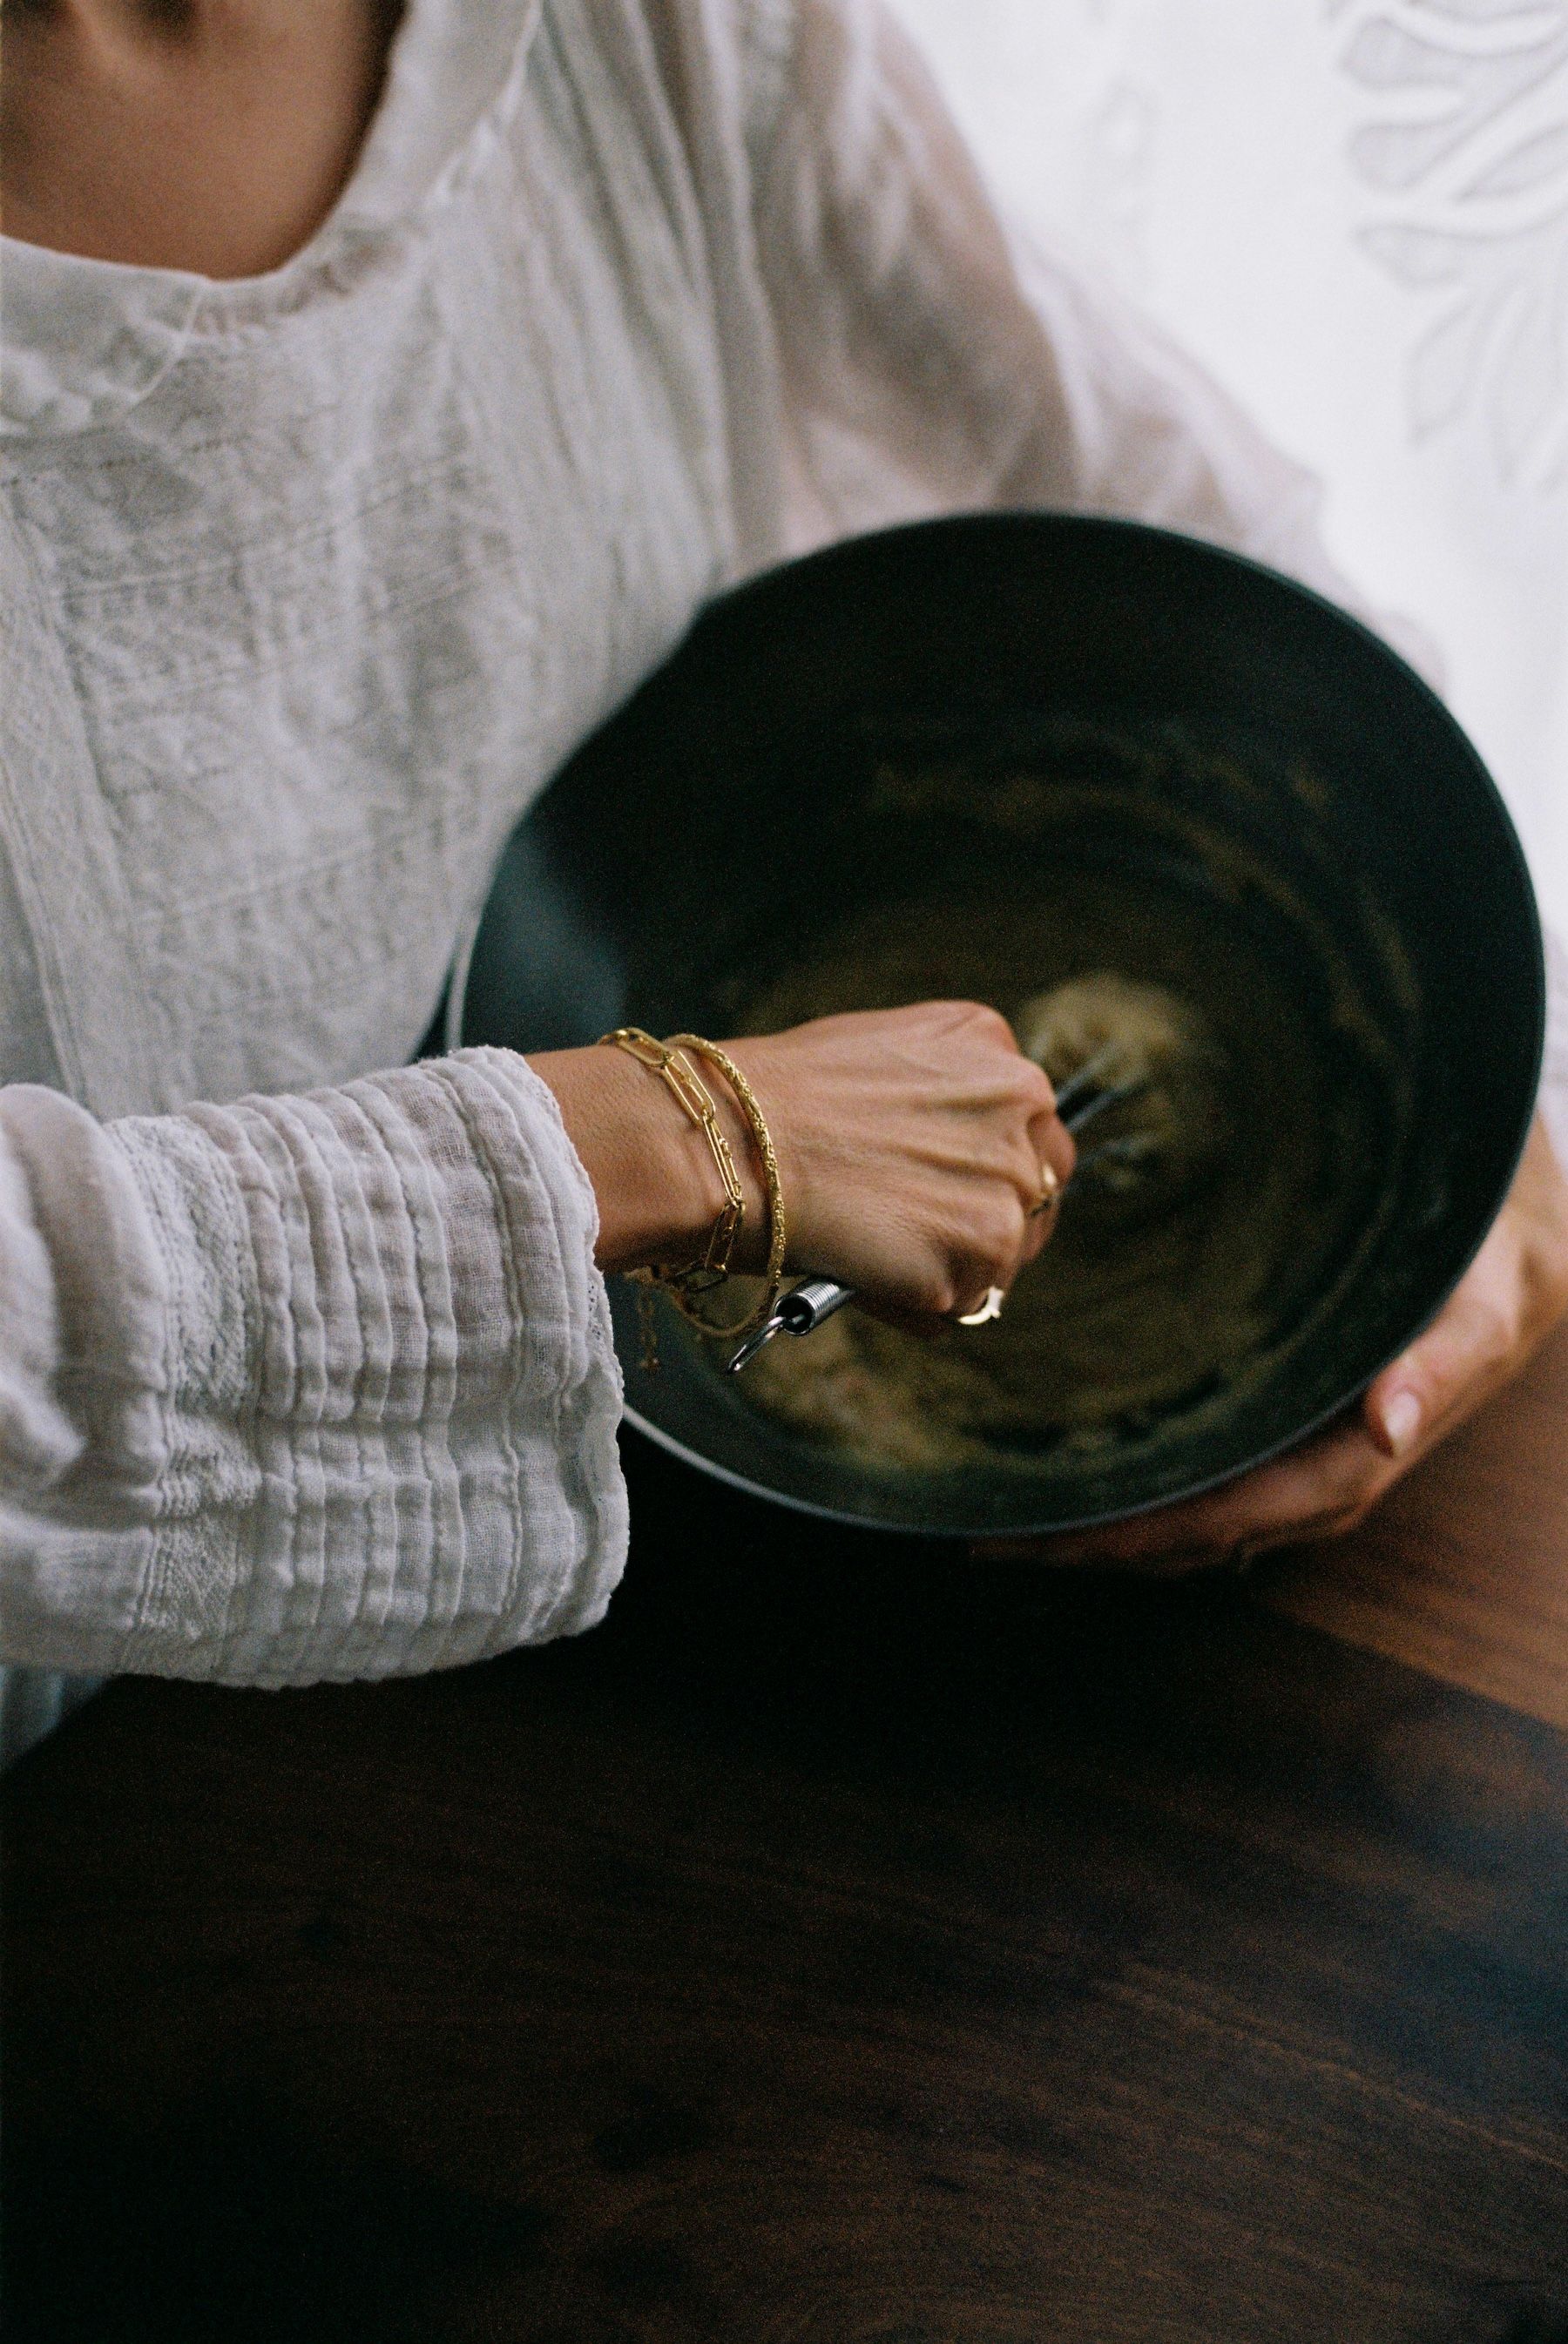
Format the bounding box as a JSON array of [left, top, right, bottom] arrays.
[[5, 1329, 1568, 2344]]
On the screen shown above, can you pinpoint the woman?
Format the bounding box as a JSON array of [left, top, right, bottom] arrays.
[[3, 0, 1565, 1761]]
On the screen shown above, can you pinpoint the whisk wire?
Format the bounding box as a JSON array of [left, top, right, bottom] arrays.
[[1061, 1074, 1148, 1138], [1051, 1045, 1119, 1120]]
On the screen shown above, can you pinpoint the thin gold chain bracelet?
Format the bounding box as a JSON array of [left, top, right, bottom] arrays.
[[666, 1035, 787, 1337], [598, 1028, 787, 1352]]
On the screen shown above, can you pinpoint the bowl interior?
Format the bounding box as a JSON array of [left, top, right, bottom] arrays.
[[461, 516, 1544, 1535]]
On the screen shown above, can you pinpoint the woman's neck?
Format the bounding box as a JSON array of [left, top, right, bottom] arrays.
[[0, 0, 405, 277]]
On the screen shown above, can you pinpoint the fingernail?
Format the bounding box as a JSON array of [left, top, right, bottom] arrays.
[[1379, 1389, 1423, 1457]]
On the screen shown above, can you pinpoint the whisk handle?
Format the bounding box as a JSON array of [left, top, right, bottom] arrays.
[[778, 1278, 855, 1334], [726, 1276, 855, 1374]]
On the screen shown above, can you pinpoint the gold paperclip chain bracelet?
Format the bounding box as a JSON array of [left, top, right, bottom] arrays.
[[599, 1028, 787, 1360]]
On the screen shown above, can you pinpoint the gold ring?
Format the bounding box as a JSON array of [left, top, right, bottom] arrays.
[[956, 1286, 1005, 1327], [1029, 1160, 1062, 1218]]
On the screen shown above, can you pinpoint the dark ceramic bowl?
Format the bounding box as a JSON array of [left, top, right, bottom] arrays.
[[458, 514, 1544, 1537]]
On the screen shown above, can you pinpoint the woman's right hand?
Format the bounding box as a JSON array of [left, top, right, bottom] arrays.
[[729, 1004, 1073, 1324], [534, 1003, 1074, 1327]]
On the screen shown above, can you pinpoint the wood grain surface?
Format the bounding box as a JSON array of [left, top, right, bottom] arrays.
[[1267, 1317, 1568, 1728], [3, 1434, 1567, 2343]]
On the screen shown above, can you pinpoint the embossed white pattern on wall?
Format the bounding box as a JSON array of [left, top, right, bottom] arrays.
[[1331, 0, 1568, 490]]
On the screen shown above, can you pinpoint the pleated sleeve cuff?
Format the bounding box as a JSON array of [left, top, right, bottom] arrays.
[[0, 1050, 627, 1686]]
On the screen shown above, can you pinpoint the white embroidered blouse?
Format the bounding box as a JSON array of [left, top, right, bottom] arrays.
[[3, 0, 1564, 1760]]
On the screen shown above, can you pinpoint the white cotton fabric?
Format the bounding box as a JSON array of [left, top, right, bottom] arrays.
[[0, 1055, 625, 1686], [2, 0, 1565, 1756]]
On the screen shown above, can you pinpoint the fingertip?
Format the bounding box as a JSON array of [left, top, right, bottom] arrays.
[[1368, 1384, 1423, 1460]]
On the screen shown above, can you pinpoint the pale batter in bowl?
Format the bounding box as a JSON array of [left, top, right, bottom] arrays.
[[716, 827, 1405, 1481]]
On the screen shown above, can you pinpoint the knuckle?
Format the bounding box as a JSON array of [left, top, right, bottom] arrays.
[[975, 1202, 1023, 1282], [1011, 1062, 1056, 1120], [967, 1002, 1016, 1048]]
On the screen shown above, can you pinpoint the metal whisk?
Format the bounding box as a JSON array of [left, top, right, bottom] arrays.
[[725, 1050, 1152, 1375]]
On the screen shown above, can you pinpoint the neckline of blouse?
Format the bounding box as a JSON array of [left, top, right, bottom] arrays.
[[0, 0, 542, 441]]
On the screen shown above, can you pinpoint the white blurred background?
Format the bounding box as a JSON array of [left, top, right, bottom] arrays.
[[887, 0, 1568, 936]]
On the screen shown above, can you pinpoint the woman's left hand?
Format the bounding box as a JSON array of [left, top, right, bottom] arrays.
[[975, 1112, 1568, 1576]]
